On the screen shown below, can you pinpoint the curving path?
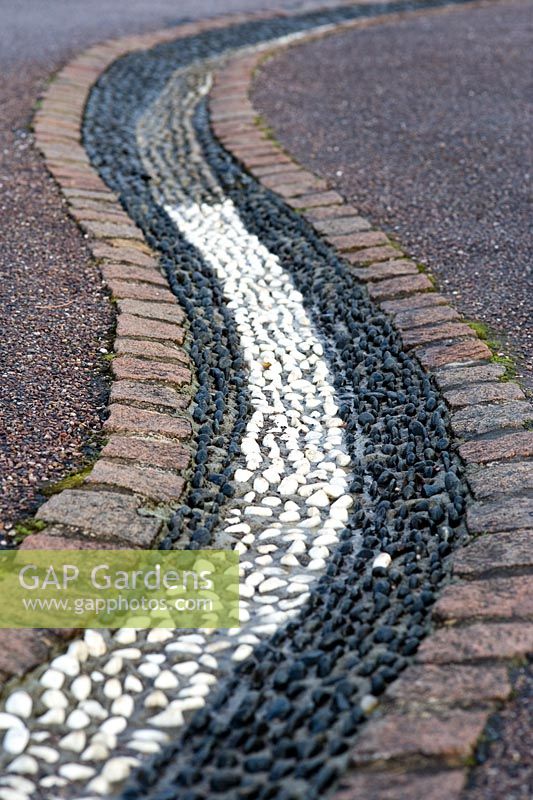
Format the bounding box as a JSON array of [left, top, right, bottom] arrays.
[[0, 2, 531, 800]]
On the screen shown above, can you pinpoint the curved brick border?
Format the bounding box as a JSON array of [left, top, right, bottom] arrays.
[[1, 3, 531, 795], [209, 14, 533, 798]]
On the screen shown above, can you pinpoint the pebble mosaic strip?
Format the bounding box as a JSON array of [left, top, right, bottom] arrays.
[[1, 1, 531, 799]]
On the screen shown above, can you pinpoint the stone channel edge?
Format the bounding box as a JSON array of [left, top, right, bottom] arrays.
[[0, 4, 530, 799]]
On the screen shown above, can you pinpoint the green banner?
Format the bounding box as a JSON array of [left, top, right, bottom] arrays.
[[0, 550, 239, 629]]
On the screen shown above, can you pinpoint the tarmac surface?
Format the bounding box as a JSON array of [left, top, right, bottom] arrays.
[[254, 0, 533, 388], [0, 0, 347, 536]]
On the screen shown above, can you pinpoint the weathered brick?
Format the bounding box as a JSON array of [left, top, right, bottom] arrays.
[[110, 380, 190, 411], [102, 435, 190, 470], [80, 220, 143, 239], [401, 322, 474, 348], [241, 153, 293, 168], [330, 230, 389, 250], [434, 363, 506, 390], [367, 274, 433, 301], [351, 260, 418, 282], [114, 338, 188, 363], [386, 663, 511, 707], [444, 381, 525, 409], [20, 532, 117, 550], [0, 630, 59, 683], [415, 338, 492, 369], [101, 264, 167, 286], [312, 215, 371, 235], [453, 530, 532, 577], [351, 709, 487, 766], [253, 163, 306, 177], [333, 769, 465, 800], [290, 190, 344, 207], [395, 305, 460, 329], [434, 575, 533, 622], [92, 242, 157, 267], [107, 280, 176, 303], [466, 497, 533, 533], [467, 461, 533, 499], [105, 404, 191, 439], [36, 489, 163, 546], [112, 355, 191, 385], [118, 299, 184, 324], [345, 245, 402, 264], [451, 401, 532, 439], [260, 169, 308, 187], [304, 204, 361, 222], [267, 177, 327, 197], [416, 622, 533, 663], [64, 187, 117, 202], [459, 431, 533, 465], [86, 460, 185, 503], [380, 293, 448, 314], [117, 314, 185, 344]]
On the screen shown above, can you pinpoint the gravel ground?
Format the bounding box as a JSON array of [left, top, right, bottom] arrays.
[[0, 0, 360, 537], [253, 0, 533, 388]]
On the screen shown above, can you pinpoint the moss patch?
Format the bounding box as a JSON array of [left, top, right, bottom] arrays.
[[42, 466, 94, 497], [13, 518, 47, 541], [465, 321, 517, 381]]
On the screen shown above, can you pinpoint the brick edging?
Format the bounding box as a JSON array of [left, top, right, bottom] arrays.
[[209, 18, 533, 799], [0, 9, 283, 687]]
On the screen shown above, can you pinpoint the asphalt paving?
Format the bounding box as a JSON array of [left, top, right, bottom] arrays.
[[253, 0, 533, 388]]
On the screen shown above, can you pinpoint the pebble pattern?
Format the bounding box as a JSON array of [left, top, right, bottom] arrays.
[[0, 2, 475, 799]]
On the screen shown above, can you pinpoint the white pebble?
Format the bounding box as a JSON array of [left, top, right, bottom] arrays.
[[372, 552, 392, 571], [114, 628, 138, 645], [59, 731, 86, 753], [39, 668, 64, 689], [111, 695, 134, 717], [5, 693, 32, 720], [71, 675, 91, 701], [27, 744, 58, 763], [85, 631, 107, 657], [81, 743, 109, 761], [104, 678, 122, 699], [66, 710, 90, 730], [6, 756, 38, 775], [259, 577, 286, 594], [37, 708, 65, 726], [58, 763, 95, 781], [232, 644, 253, 662], [102, 757, 137, 783], [100, 717, 127, 736], [0, 714, 24, 731], [360, 694, 379, 714], [103, 656, 123, 675], [51, 654, 79, 677], [278, 476, 298, 496], [144, 691, 168, 709], [41, 689, 67, 709], [3, 727, 29, 755], [154, 670, 178, 690], [124, 675, 143, 693], [148, 708, 184, 728], [173, 661, 199, 677]]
